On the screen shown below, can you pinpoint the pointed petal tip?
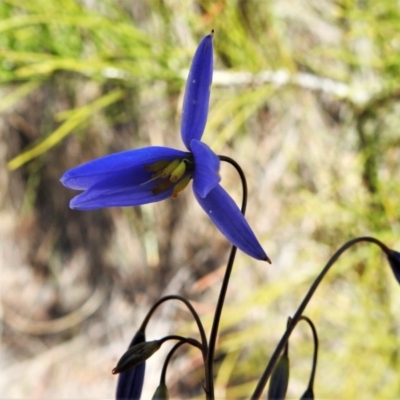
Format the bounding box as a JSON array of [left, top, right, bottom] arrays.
[[60, 169, 77, 188], [69, 197, 87, 211], [60, 173, 68, 186], [69, 198, 79, 210], [195, 185, 270, 261], [259, 251, 271, 263]]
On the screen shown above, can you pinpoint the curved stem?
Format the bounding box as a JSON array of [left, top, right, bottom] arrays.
[[160, 335, 203, 351], [160, 341, 187, 385], [205, 155, 248, 399], [139, 294, 208, 355], [218, 156, 248, 214], [298, 316, 319, 391], [251, 236, 389, 399]]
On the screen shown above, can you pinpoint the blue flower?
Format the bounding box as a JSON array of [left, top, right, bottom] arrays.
[[61, 33, 269, 262], [115, 331, 146, 400]]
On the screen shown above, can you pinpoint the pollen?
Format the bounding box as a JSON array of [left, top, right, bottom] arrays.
[[172, 175, 192, 199]]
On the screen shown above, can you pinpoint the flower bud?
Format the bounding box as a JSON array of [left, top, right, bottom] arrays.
[[387, 249, 400, 285], [116, 330, 146, 400], [113, 340, 161, 375], [152, 383, 169, 400], [267, 348, 290, 400], [300, 386, 315, 399]]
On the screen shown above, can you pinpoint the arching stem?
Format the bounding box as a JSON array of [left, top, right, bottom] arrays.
[[251, 236, 389, 399], [298, 315, 319, 392], [139, 294, 208, 357]]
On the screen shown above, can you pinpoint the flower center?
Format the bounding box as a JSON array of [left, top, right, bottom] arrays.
[[144, 157, 194, 198]]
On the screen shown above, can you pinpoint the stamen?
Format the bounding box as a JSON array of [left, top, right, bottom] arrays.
[[170, 161, 187, 182], [172, 175, 192, 199], [141, 159, 181, 187], [145, 158, 193, 197], [159, 159, 180, 179], [144, 160, 170, 172]]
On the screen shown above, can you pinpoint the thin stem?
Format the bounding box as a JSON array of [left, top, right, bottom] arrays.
[[160, 335, 203, 351], [298, 316, 319, 391], [218, 156, 248, 214], [205, 155, 248, 399], [160, 341, 187, 385], [139, 295, 208, 355], [251, 236, 389, 399]]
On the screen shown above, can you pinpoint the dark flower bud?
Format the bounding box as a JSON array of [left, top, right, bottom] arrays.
[[300, 386, 314, 399], [387, 249, 400, 285], [267, 348, 290, 400], [151, 383, 169, 400], [113, 340, 161, 375], [116, 330, 146, 400]]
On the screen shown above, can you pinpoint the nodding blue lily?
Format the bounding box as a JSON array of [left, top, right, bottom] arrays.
[[61, 33, 270, 262]]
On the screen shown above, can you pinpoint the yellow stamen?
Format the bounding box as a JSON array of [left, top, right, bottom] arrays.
[[159, 159, 180, 179], [144, 160, 170, 172], [170, 161, 187, 182], [141, 159, 181, 187], [172, 175, 192, 199], [144, 159, 193, 197]]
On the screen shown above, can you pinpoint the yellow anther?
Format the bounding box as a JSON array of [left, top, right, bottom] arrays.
[[172, 175, 192, 199], [141, 159, 183, 188], [159, 159, 180, 179], [145, 160, 170, 172], [170, 161, 187, 182]]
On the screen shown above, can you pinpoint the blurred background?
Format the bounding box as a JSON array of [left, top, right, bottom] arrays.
[[1, 0, 400, 398]]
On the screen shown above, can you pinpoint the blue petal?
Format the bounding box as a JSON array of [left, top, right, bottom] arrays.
[[191, 139, 220, 198], [69, 170, 175, 209], [194, 184, 270, 261], [61, 147, 187, 190], [116, 363, 145, 400], [181, 34, 213, 150], [116, 331, 146, 400], [60, 146, 190, 210]]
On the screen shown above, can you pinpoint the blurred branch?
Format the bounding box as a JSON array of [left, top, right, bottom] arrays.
[[181, 68, 373, 104], [90, 67, 372, 106], [1, 287, 105, 335]]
